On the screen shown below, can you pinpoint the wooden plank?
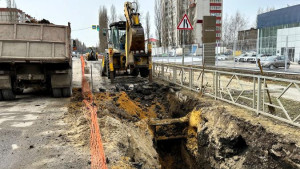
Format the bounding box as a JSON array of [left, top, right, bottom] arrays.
[[156, 135, 187, 141], [149, 116, 189, 126]]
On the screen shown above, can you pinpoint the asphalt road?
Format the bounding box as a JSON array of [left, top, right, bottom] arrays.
[[0, 59, 89, 169]]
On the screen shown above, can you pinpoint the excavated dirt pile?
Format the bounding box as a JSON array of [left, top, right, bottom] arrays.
[[193, 103, 300, 169]]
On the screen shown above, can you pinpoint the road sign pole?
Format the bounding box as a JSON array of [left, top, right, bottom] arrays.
[[182, 30, 185, 65]]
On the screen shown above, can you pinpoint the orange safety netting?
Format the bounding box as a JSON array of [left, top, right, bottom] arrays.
[[80, 56, 108, 169]]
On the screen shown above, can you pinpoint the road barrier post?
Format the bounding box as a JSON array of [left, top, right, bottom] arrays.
[[257, 77, 262, 115]]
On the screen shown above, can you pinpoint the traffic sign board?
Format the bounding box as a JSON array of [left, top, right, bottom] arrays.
[[92, 25, 97, 30], [177, 14, 193, 30]]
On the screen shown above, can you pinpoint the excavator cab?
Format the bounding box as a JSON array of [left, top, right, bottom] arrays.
[[109, 21, 126, 51]]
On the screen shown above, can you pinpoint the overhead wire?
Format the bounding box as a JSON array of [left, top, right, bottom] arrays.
[[72, 27, 92, 31]]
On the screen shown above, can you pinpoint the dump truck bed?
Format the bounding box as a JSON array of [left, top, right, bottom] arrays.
[[0, 23, 71, 63]]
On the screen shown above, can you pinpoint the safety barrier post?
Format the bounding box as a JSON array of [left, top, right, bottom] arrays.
[[257, 77, 262, 115], [189, 68, 193, 89], [173, 67, 177, 84]]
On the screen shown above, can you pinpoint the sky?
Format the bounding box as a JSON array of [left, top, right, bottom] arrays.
[[0, 0, 300, 46]]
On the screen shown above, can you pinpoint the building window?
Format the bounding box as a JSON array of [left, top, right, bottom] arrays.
[[210, 6, 221, 10], [210, 0, 222, 2], [211, 13, 222, 17], [216, 20, 222, 24]]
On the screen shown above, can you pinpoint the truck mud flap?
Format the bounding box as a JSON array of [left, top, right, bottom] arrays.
[[51, 71, 72, 88]]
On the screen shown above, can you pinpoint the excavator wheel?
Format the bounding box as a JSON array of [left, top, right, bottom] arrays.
[[140, 68, 149, 78], [131, 68, 139, 77], [101, 55, 108, 77]]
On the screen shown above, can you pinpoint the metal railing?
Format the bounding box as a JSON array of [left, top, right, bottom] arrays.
[[153, 62, 300, 128], [152, 39, 300, 73]]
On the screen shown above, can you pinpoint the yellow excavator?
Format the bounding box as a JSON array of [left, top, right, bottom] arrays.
[[101, 1, 152, 83]]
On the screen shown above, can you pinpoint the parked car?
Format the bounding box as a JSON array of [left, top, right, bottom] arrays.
[[298, 60, 300, 64], [216, 55, 228, 61], [260, 56, 290, 70], [247, 54, 273, 63], [234, 54, 250, 62], [245, 54, 257, 63]]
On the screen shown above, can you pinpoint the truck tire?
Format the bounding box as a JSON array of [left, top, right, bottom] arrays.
[[140, 68, 149, 78], [52, 88, 62, 98], [62, 87, 72, 97], [15, 88, 24, 95], [131, 68, 139, 77], [2, 89, 16, 100], [102, 55, 108, 77], [0, 90, 3, 101]]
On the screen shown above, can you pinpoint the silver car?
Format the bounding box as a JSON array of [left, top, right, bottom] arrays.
[[260, 56, 290, 70]]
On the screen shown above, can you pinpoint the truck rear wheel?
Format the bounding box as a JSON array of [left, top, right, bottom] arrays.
[[62, 87, 72, 97], [52, 88, 62, 98], [0, 90, 3, 101], [15, 88, 24, 95], [2, 89, 16, 100], [140, 68, 149, 78]]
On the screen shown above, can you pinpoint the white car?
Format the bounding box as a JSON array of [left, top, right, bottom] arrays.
[[235, 54, 250, 62], [246, 55, 260, 63], [216, 55, 228, 61]]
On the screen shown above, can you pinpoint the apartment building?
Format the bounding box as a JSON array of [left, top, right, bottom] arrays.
[[161, 0, 223, 47]]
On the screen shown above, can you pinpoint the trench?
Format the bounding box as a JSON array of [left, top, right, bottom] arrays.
[[105, 80, 201, 168], [148, 89, 200, 169]]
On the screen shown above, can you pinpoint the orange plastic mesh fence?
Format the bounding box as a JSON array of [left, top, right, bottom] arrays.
[[80, 56, 108, 169]]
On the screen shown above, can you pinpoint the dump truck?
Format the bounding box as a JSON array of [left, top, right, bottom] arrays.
[[0, 23, 72, 100], [101, 1, 152, 83]]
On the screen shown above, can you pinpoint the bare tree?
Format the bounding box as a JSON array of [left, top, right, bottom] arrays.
[[118, 14, 125, 21], [6, 0, 11, 8], [155, 0, 163, 47], [222, 11, 247, 45], [99, 6, 108, 53], [74, 39, 87, 54], [145, 11, 150, 41], [110, 4, 117, 24]]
